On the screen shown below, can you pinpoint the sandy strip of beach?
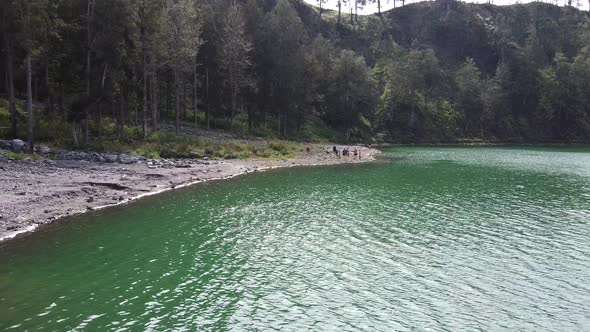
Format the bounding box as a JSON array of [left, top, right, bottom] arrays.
[[0, 145, 377, 241]]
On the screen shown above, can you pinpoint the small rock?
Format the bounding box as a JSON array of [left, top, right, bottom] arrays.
[[119, 154, 139, 164], [86, 197, 94, 203], [104, 154, 118, 163], [203, 156, 209, 161], [112, 196, 118, 201], [118, 196, 124, 201], [87, 206, 94, 210], [44, 209, 51, 214], [38, 144, 51, 154]]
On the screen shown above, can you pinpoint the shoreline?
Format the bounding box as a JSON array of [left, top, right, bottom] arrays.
[[0, 145, 378, 242]]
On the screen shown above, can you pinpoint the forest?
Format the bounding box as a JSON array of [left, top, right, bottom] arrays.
[[1, 0, 590, 153]]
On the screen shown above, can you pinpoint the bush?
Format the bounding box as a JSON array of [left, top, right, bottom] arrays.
[[268, 140, 299, 158]]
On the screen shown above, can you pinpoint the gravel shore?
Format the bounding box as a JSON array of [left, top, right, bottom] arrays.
[[0, 145, 377, 241]]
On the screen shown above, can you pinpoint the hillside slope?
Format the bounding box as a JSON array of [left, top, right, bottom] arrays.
[[310, 1, 590, 142]]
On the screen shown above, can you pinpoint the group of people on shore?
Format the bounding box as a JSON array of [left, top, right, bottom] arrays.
[[331, 145, 361, 160]]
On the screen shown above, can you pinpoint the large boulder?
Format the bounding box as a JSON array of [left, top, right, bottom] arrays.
[[10, 139, 26, 153]]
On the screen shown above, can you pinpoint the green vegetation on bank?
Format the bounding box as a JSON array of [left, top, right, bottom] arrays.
[[0, 98, 301, 160], [117, 135, 300, 160], [1, 0, 590, 150]]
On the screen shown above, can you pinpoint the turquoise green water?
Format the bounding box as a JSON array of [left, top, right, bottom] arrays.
[[1, 147, 590, 331]]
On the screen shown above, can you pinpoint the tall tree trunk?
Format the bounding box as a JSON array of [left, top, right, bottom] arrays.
[[142, 50, 147, 140], [378, 0, 381, 12], [283, 111, 287, 137], [59, 85, 65, 120], [85, 0, 95, 146], [6, 39, 17, 138], [98, 101, 103, 144], [118, 94, 125, 141], [71, 121, 79, 147], [26, 52, 34, 153], [84, 109, 89, 145], [166, 79, 170, 120], [98, 64, 107, 144], [248, 104, 252, 131], [45, 65, 54, 115], [230, 72, 236, 129], [193, 60, 198, 130], [151, 54, 158, 129], [337, 1, 341, 26], [175, 66, 180, 134], [206, 67, 210, 130]]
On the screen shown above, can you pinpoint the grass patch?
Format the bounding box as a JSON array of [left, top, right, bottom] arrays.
[[93, 134, 302, 160], [6, 151, 41, 160]]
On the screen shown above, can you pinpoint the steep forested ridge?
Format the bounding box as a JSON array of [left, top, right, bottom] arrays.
[[1, 0, 589, 148]]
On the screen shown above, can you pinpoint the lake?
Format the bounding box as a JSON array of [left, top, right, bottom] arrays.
[[1, 147, 589, 331]]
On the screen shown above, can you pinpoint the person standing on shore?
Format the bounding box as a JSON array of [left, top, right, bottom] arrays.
[[333, 145, 340, 158]]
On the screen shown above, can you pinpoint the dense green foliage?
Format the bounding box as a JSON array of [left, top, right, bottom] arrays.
[[1, 0, 589, 146]]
